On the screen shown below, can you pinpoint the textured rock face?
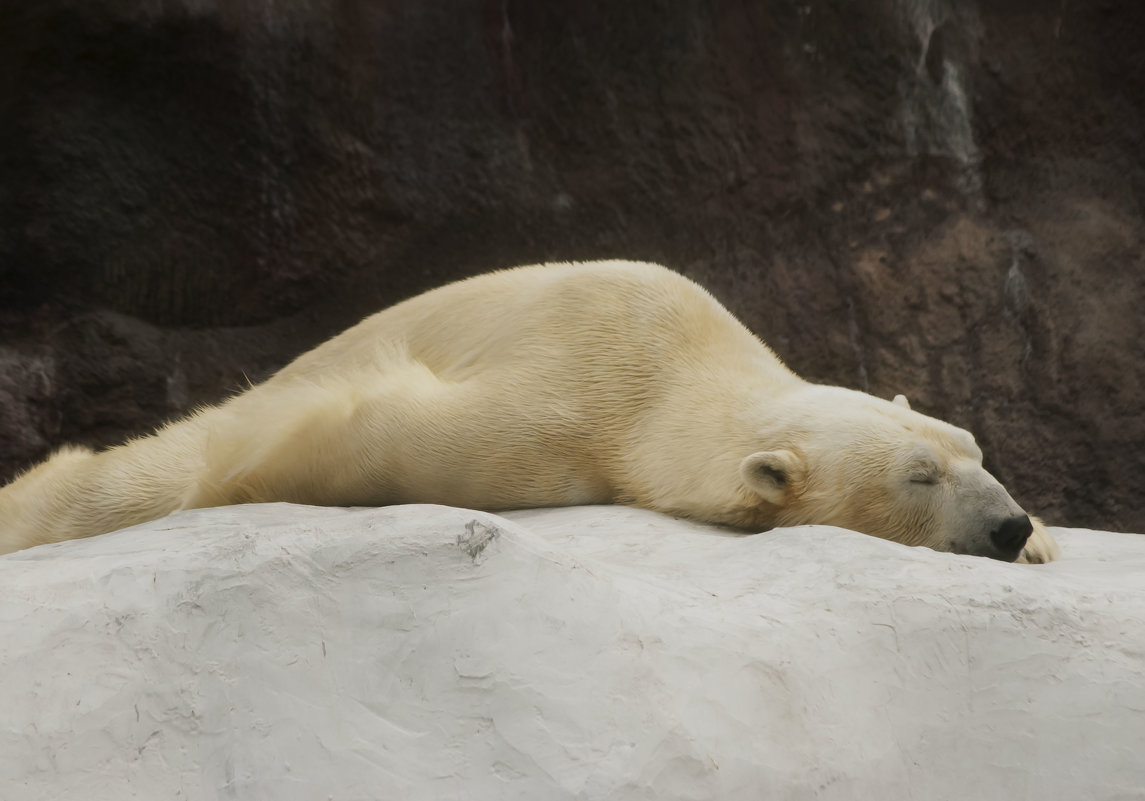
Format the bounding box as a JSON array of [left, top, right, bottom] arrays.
[[2, 505, 1143, 799], [0, 1, 1142, 530]]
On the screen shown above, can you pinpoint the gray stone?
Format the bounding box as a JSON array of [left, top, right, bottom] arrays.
[[1, 504, 1142, 799]]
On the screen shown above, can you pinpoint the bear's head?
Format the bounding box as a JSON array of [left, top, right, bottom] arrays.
[[739, 387, 1040, 562]]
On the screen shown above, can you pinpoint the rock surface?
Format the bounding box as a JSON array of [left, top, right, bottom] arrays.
[[1, 1, 1143, 531], [1, 504, 1143, 800]]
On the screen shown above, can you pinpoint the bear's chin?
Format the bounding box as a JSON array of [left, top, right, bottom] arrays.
[[947, 542, 1023, 563]]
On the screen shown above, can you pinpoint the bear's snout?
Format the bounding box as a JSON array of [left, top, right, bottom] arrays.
[[989, 514, 1034, 558]]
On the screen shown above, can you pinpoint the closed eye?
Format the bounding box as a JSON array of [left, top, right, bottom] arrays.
[[909, 471, 939, 485]]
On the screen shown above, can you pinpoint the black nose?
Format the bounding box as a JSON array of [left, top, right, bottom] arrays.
[[990, 514, 1034, 553]]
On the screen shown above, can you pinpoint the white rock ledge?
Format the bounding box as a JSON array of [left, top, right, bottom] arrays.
[[1, 504, 1143, 801]]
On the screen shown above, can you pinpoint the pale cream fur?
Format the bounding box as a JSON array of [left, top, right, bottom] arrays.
[[0, 261, 1059, 562]]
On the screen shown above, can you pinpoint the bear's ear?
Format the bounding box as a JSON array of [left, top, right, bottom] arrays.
[[740, 450, 806, 506], [892, 394, 911, 410]]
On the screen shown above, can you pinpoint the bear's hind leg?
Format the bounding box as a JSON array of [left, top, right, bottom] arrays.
[[197, 355, 460, 509]]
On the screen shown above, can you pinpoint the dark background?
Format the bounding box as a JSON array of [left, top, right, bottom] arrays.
[[1, 0, 1142, 532]]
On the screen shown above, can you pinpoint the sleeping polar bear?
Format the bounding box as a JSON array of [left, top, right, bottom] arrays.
[[0, 260, 1059, 563]]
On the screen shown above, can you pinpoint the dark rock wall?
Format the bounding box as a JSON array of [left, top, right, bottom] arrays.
[[1, 0, 1142, 531]]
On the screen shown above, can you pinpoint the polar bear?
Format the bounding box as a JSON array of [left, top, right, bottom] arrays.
[[0, 260, 1059, 562]]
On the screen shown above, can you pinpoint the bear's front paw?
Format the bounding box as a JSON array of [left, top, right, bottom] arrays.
[[1016, 517, 1061, 564]]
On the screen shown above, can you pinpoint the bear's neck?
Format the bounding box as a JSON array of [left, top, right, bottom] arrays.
[[612, 363, 808, 529]]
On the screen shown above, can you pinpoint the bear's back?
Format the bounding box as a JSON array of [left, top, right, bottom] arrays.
[[275, 261, 769, 385]]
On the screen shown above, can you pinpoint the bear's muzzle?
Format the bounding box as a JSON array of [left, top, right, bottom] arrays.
[[989, 514, 1034, 560]]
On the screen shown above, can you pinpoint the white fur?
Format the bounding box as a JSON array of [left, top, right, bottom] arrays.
[[0, 261, 1058, 562]]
